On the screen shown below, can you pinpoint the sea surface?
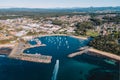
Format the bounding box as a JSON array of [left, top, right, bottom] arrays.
[[0, 36, 119, 80]]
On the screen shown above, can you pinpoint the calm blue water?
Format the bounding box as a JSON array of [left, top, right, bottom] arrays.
[[0, 36, 119, 80], [26, 36, 88, 59]]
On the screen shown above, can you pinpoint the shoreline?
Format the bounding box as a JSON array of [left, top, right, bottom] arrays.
[[22, 34, 88, 41], [71, 35, 88, 40], [88, 48, 120, 61], [1, 35, 119, 62], [74, 35, 120, 61], [8, 42, 52, 63]]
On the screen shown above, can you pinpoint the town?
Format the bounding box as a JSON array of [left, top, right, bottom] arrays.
[[0, 1, 120, 80], [0, 13, 119, 43]]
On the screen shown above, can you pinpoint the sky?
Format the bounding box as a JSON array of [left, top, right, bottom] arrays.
[[0, 0, 119, 8]]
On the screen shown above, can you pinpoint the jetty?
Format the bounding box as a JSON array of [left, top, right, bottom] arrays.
[[12, 53, 52, 63], [9, 41, 52, 63], [30, 38, 46, 48], [68, 49, 89, 57], [88, 48, 120, 61], [68, 47, 89, 57], [68, 46, 120, 61]]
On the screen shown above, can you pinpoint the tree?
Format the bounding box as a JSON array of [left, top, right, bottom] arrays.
[[75, 22, 94, 35], [90, 18, 102, 25], [89, 34, 120, 55], [52, 20, 63, 26]]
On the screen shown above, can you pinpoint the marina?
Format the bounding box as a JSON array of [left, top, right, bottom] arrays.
[[8, 39, 52, 63], [0, 35, 119, 80], [0, 2, 119, 80]]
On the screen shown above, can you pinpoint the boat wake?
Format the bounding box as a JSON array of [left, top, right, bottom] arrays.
[[51, 60, 59, 80], [0, 55, 6, 57]]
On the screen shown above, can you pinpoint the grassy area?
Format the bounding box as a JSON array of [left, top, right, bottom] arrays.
[[26, 31, 47, 36], [0, 37, 17, 44], [26, 31, 39, 36], [86, 30, 99, 37], [0, 39, 11, 44]]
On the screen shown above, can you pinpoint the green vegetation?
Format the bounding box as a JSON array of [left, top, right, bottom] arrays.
[[16, 28, 23, 32], [26, 31, 38, 35], [89, 33, 120, 55], [0, 15, 23, 20], [52, 20, 63, 26], [0, 27, 3, 30], [86, 30, 99, 37], [0, 39, 11, 44], [90, 18, 102, 25], [26, 31, 47, 35], [75, 21, 94, 35], [103, 15, 120, 24]]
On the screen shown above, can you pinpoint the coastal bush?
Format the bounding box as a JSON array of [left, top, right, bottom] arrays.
[[89, 34, 120, 55]]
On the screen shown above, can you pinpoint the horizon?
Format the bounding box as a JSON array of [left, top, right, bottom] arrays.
[[0, 6, 120, 9], [0, 0, 119, 8]]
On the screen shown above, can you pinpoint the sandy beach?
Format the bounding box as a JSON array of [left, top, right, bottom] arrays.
[[24, 34, 88, 40], [71, 36, 88, 40]]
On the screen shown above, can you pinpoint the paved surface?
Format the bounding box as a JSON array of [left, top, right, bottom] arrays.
[[8, 42, 52, 63], [68, 49, 89, 58], [9, 42, 26, 57]]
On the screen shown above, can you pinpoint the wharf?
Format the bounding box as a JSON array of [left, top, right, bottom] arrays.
[[68, 47, 89, 57], [68, 47, 120, 61], [11, 53, 52, 63], [68, 49, 88, 58], [9, 41, 52, 63]]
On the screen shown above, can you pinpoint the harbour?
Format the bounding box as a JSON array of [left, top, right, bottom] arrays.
[[8, 39, 52, 63], [0, 35, 119, 80]]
